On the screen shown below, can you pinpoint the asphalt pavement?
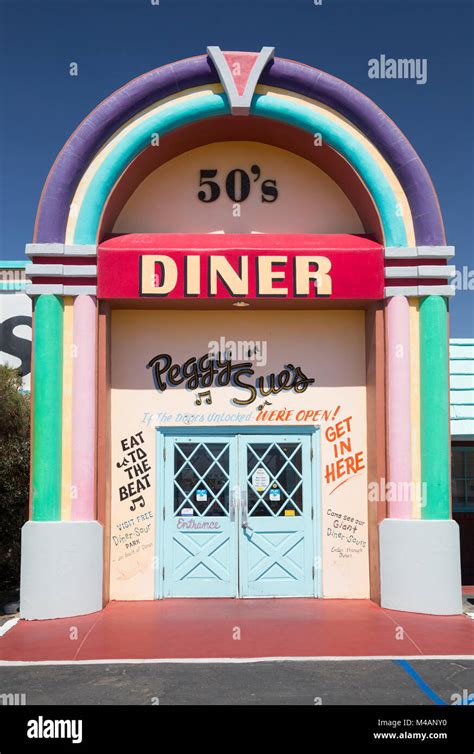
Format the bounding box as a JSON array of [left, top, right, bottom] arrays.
[[1, 660, 473, 705]]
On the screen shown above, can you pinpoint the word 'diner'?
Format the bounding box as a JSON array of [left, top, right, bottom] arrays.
[[140, 254, 332, 297]]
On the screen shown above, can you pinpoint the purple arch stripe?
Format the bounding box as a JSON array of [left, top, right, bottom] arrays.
[[260, 59, 445, 246], [35, 56, 217, 244], [34, 54, 445, 246]]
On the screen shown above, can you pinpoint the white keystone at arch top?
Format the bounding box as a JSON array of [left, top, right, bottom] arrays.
[[207, 46, 275, 115]]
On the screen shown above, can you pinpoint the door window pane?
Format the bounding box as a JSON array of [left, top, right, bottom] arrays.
[[247, 442, 303, 517], [174, 442, 230, 516]]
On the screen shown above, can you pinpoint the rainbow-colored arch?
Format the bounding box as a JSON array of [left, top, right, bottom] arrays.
[[34, 54, 445, 247]]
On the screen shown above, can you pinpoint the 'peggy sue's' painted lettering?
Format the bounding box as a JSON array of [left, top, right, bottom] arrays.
[[146, 353, 315, 406]]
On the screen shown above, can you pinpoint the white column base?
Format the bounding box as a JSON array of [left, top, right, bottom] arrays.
[[379, 519, 462, 615], [20, 521, 103, 620]]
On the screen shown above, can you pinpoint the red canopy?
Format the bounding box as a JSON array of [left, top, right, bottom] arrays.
[[97, 233, 384, 301]]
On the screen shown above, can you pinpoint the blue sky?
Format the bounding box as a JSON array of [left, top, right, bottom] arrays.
[[0, 0, 472, 334]]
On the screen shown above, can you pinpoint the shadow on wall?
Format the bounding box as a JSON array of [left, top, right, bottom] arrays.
[[110, 309, 367, 392]]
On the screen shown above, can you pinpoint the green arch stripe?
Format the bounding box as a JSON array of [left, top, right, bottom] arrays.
[[73, 91, 408, 246], [420, 295, 450, 519], [31, 294, 63, 521]]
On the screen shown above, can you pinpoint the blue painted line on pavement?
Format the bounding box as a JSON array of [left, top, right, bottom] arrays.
[[394, 659, 447, 705]]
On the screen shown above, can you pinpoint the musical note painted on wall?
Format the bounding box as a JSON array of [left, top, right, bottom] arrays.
[[129, 495, 146, 512], [195, 390, 212, 406]]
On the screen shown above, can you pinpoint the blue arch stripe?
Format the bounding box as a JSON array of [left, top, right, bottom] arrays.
[[73, 91, 408, 246], [252, 93, 407, 247], [74, 93, 230, 244]]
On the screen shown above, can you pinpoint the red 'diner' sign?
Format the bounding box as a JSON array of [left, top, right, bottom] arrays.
[[97, 234, 384, 300]]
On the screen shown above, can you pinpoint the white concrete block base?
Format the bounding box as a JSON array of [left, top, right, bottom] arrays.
[[379, 518, 462, 615], [20, 521, 103, 620]]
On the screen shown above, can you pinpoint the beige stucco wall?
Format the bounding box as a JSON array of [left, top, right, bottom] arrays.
[[113, 142, 364, 235], [110, 309, 369, 600]]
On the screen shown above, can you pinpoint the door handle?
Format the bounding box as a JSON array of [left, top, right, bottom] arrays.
[[241, 490, 253, 533], [230, 487, 239, 522]]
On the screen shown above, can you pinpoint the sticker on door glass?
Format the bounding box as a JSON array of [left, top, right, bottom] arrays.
[[252, 467, 270, 493], [181, 507, 194, 516], [269, 487, 281, 502], [196, 489, 207, 502]]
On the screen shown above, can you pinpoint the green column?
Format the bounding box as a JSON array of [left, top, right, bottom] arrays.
[[31, 295, 63, 520], [420, 295, 450, 519]]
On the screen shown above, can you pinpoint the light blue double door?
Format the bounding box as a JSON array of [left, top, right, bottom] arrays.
[[158, 430, 319, 598]]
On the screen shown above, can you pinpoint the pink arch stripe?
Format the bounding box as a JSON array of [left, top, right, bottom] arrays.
[[386, 296, 412, 518], [71, 295, 97, 520]]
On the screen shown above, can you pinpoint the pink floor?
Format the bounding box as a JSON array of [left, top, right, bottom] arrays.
[[1, 599, 473, 661]]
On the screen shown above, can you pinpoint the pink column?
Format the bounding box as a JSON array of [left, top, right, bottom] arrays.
[[71, 295, 97, 520], [385, 296, 412, 518]]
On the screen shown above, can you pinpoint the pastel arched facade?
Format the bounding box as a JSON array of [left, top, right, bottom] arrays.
[[21, 48, 461, 618]]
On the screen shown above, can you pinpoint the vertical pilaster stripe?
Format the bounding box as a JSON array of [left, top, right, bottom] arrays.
[[71, 295, 97, 520], [31, 295, 63, 520], [61, 297, 74, 520], [385, 296, 412, 518], [409, 298, 422, 518], [420, 295, 450, 519]]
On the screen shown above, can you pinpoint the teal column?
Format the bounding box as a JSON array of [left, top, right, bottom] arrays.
[[31, 295, 63, 520], [419, 295, 450, 519]]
